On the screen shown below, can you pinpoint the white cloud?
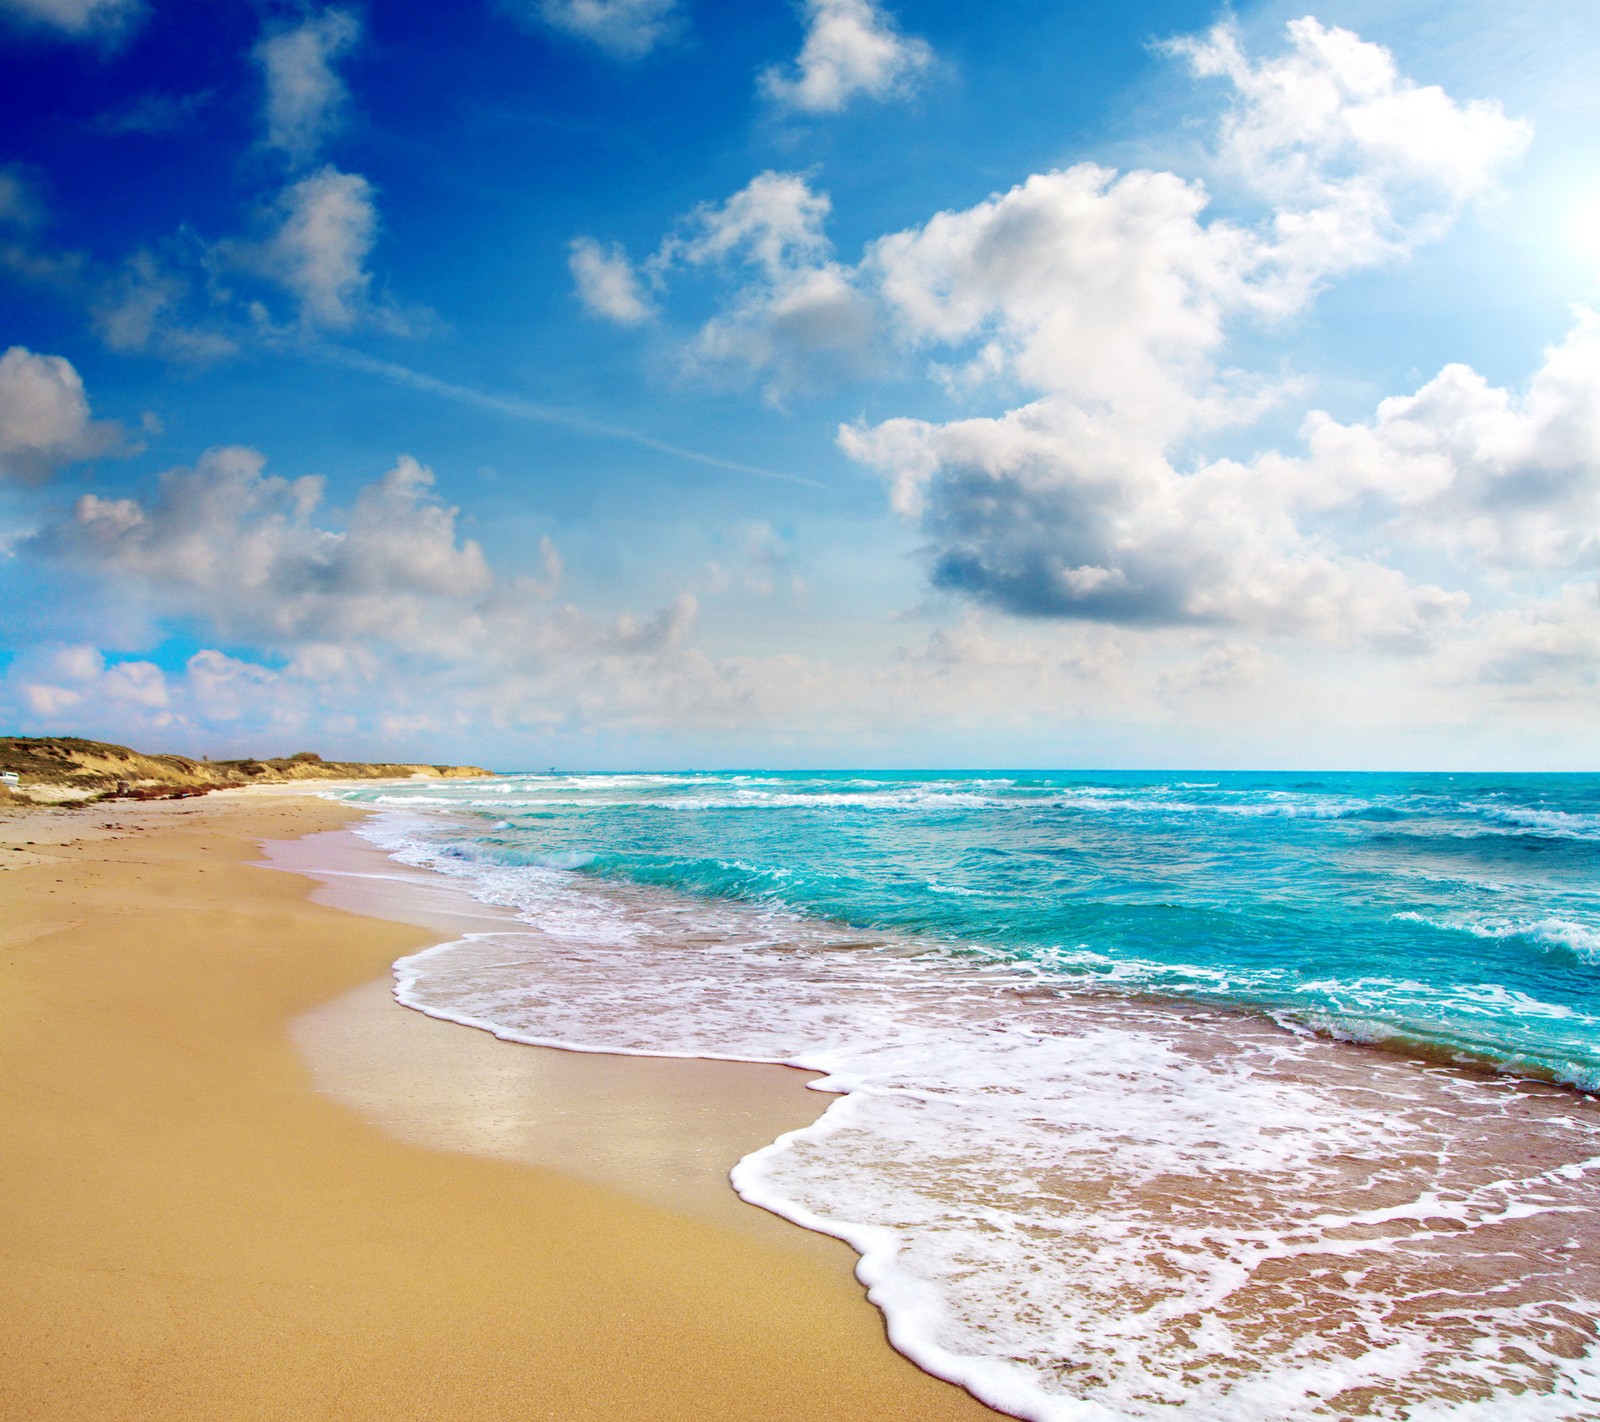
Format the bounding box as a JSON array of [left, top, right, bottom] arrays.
[[632, 172, 880, 398], [0, 168, 43, 230], [11, 645, 283, 739], [865, 164, 1257, 433], [577, 20, 1540, 651], [93, 251, 239, 361], [259, 166, 380, 329], [1280, 308, 1600, 571], [760, 0, 932, 114], [1453, 586, 1600, 694], [841, 399, 1467, 639], [256, 9, 362, 166], [0, 0, 140, 39], [2, 13, 401, 352], [689, 262, 879, 400], [860, 20, 1529, 422], [1173, 18, 1531, 296], [47, 447, 494, 648], [0, 346, 128, 483], [658, 171, 834, 278], [838, 295, 1600, 642], [632, 20, 1526, 419], [1179, 19, 1530, 206], [17, 645, 167, 721], [0, 175, 233, 360], [507, 0, 679, 60], [568, 237, 654, 323], [3, 149, 399, 353], [826, 20, 1532, 636], [14, 436, 790, 748]]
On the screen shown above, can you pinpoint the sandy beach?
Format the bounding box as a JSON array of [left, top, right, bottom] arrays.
[[0, 791, 998, 1421]]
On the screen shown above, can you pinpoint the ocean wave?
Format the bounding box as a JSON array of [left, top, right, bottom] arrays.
[[368, 811, 1600, 1422], [450, 789, 1013, 812], [1395, 911, 1600, 962]]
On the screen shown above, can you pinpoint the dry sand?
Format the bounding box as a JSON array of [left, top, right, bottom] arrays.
[[0, 791, 999, 1421]]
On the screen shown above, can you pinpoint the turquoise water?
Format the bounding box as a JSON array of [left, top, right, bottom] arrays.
[[348, 770, 1600, 1090], [339, 770, 1600, 1419]]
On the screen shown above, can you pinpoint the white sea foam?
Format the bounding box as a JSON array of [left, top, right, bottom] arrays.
[[1486, 807, 1600, 838], [399, 788, 1014, 813], [1395, 912, 1600, 962], [359, 810, 1600, 1421]]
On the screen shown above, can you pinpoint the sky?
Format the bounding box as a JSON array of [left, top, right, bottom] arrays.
[[1, 0, 1598, 770]]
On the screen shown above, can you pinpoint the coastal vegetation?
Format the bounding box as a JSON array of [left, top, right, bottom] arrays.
[[0, 737, 490, 805]]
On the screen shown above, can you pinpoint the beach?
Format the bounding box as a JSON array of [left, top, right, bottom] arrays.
[[0, 791, 998, 1421], [308, 770, 1600, 1420]]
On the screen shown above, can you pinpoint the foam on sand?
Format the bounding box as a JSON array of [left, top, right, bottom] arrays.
[[365, 810, 1600, 1421]]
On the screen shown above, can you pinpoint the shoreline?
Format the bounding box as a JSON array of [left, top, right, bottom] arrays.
[[0, 791, 999, 1420], [277, 822, 856, 1252]]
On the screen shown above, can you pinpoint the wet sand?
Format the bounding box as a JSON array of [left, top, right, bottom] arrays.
[[0, 791, 998, 1421], [279, 824, 862, 1250]]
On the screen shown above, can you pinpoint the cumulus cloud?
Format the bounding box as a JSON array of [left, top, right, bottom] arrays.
[[256, 9, 362, 166], [507, 0, 679, 60], [865, 164, 1257, 432], [1173, 18, 1531, 294], [45, 447, 493, 647], [10, 428, 833, 749], [27, 441, 722, 710], [760, 0, 932, 114], [3, 138, 400, 354], [1, 12, 401, 352], [841, 293, 1600, 643], [1285, 310, 1600, 572], [0, 346, 128, 483], [568, 237, 654, 323], [658, 171, 834, 277], [860, 23, 1528, 418], [616, 20, 1526, 421], [841, 401, 1466, 639], [578, 21, 1538, 642], [257, 165, 380, 328], [9, 644, 297, 740], [596, 171, 879, 398], [825, 20, 1533, 637], [0, 0, 141, 39], [1453, 586, 1600, 694], [689, 262, 879, 400]]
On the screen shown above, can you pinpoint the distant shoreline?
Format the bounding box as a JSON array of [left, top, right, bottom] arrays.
[[0, 734, 492, 807]]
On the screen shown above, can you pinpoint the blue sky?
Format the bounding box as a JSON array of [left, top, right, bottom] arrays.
[[2, 0, 1598, 769]]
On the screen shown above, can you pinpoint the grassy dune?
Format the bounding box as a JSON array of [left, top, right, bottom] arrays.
[[0, 736, 490, 805]]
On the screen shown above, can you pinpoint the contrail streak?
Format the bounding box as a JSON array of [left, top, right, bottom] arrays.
[[323, 348, 827, 490]]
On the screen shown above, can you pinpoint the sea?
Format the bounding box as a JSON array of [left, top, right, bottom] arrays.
[[329, 769, 1600, 1421]]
